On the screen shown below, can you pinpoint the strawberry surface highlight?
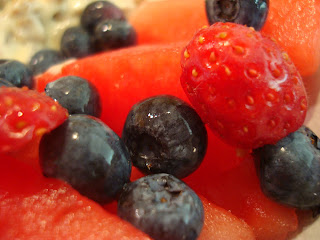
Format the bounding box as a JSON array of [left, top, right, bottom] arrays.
[[0, 87, 68, 153], [180, 22, 308, 149], [36, 41, 299, 239]]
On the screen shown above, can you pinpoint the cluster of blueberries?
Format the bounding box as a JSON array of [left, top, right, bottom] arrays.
[[1, 1, 320, 240], [0, 1, 136, 89]]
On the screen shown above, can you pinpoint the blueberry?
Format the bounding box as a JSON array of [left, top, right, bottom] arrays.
[[0, 78, 14, 87], [205, 0, 269, 30], [118, 173, 204, 240], [93, 19, 137, 51], [44, 76, 101, 117], [122, 95, 207, 179], [81, 1, 126, 33], [0, 60, 33, 88], [39, 114, 132, 204], [28, 49, 65, 75], [253, 126, 320, 209], [60, 27, 93, 58]]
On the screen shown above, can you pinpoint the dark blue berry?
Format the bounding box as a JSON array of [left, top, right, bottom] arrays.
[[28, 49, 65, 75], [81, 1, 126, 33], [205, 0, 269, 30], [39, 114, 132, 204], [44, 76, 101, 117], [0, 60, 33, 88], [118, 173, 204, 240], [122, 95, 207, 179], [60, 27, 93, 58], [93, 19, 136, 51], [253, 126, 320, 209], [0, 78, 14, 87]]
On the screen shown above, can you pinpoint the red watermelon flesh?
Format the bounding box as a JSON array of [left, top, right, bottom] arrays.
[[185, 153, 298, 240], [261, 0, 320, 77], [0, 155, 151, 240], [0, 154, 256, 240], [129, 0, 207, 45], [129, 0, 320, 77], [199, 196, 256, 240], [35, 43, 298, 239]]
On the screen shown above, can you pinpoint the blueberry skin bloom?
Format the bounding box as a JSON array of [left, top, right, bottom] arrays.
[[81, 0, 126, 33], [0, 78, 14, 87], [122, 95, 207, 179], [205, 0, 269, 30], [0, 60, 33, 88], [253, 126, 320, 209], [45, 76, 101, 117], [60, 27, 93, 58], [39, 115, 132, 204], [93, 19, 137, 51], [118, 173, 204, 240], [28, 49, 65, 75]]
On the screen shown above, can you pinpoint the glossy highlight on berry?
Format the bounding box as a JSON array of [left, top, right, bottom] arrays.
[[122, 95, 207, 179], [253, 126, 320, 209], [118, 173, 204, 240], [39, 114, 131, 204], [205, 0, 269, 30]]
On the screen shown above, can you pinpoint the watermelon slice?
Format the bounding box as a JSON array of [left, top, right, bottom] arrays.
[[35, 43, 299, 239], [0, 155, 151, 240], [0, 153, 257, 240], [129, 0, 320, 77]]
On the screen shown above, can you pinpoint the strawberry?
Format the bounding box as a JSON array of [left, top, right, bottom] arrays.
[[0, 87, 68, 153], [180, 22, 308, 149]]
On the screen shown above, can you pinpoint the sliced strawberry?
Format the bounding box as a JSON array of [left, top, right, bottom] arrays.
[[0, 87, 68, 154], [180, 22, 308, 149]]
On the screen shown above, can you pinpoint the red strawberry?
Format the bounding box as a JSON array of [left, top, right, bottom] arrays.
[[180, 22, 308, 149], [0, 87, 68, 154]]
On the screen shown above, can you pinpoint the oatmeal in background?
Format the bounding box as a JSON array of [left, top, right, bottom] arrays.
[[0, 0, 145, 63]]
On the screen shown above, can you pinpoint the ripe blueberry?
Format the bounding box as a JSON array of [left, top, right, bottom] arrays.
[[93, 19, 137, 51], [205, 0, 269, 30], [28, 49, 65, 75], [122, 95, 207, 179], [0, 60, 33, 88], [81, 0, 126, 33], [60, 27, 93, 58], [39, 115, 132, 204], [253, 126, 320, 209], [118, 173, 204, 240], [45, 76, 101, 117]]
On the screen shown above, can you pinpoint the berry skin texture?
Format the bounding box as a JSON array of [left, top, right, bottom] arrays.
[[39, 114, 132, 204], [45, 76, 101, 117], [118, 173, 204, 240], [122, 95, 207, 179], [205, 0, 269, 31], [253, 126, 320, 209], [93, 19, 137, 51], [180, 22, 308, 149], [81, 0, 126, 33], [60, 27, 93, 59], [0, 78, 14, 87], [0, 87, 68, 153], [28, 49, 65, 75], [0, 60, 33, 88]]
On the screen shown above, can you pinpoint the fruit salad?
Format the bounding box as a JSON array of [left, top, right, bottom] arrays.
[[1, 0, 320, 239]]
